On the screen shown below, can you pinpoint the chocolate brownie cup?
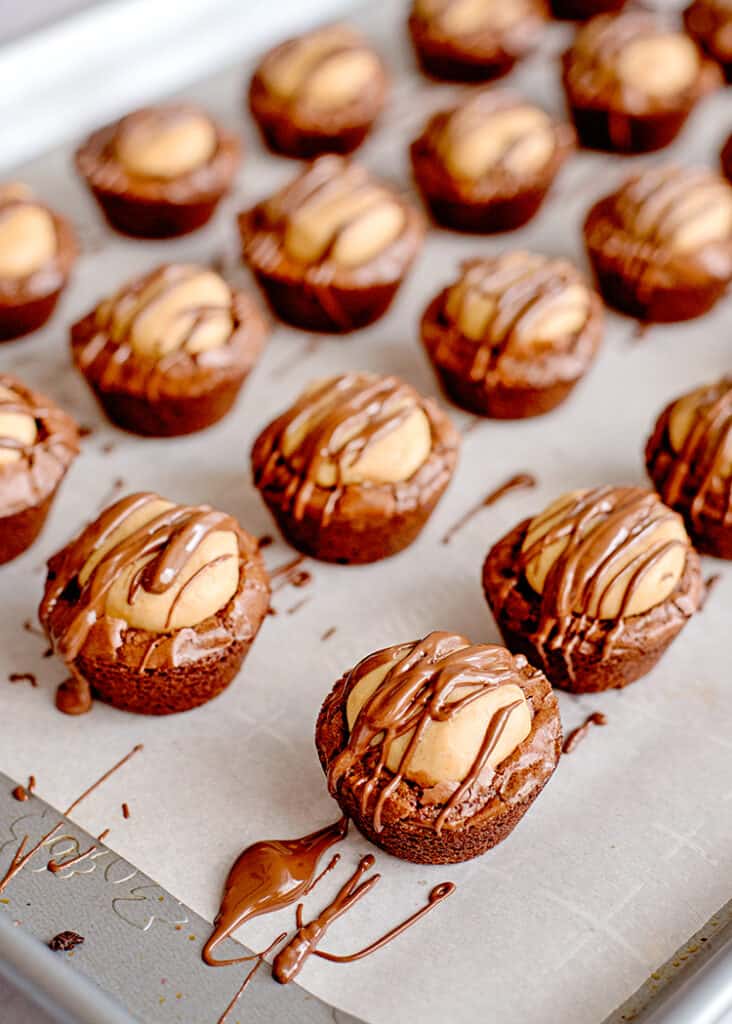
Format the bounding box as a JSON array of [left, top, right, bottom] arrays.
[[407, 0, 547, 83], [248, 23, 388, 158], [316, 630, 561, 864], [0, 183, 77, 341], [421, 252, 603, 418], [561, 12, 721, 153], [0, 375, 79, 565], [410, 90, 574, 233], [483, 486, 703, 693], [75, 103, 240, 238], [71, 263, 267, 437], [685, 0, 732, 81], [584, 165, 732, 322], [40, 492, 270, 715], [251, 372, 459, 563], [239, 156, 425, 333], [646, 378, 732, 559], [551, 0, 627, 20]]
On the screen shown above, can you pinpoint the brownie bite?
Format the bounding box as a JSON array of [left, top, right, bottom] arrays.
[[410, 90, 574, 233], [316, 630, 562, 864], [71, 263, 267, 437], [550, 0, 627, 20], [561, 12, 721, 153], [483, 486, 703, 693], [421, 252, 603, 418], [239, 156, 425, 333], [75, 103, 240, 238], [0, 183, 77, 341], [251, 371, 459, 563], [646, 378, 732, 559], [685, 0, 732, 81], [248, 23, 388, 158], [40, 492, 270, 715], [407, 0, 547, 83], [0, 375, 79, 565], [584, 165, 732, 322]]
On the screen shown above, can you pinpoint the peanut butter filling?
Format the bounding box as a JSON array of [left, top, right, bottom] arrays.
[[416, 0, 526, 34], [0, 383, 38, 466], [0, 185, 57, 279], [439, 98, 555, 180], [669, 383, 732, 478], [617, 33, 700, 96], [96, 264, 234, 360], [115, 107, 217, 179], [522, 487, 688, 619], [261, 24, 381, 110]]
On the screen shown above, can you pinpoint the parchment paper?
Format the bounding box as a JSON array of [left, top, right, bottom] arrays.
[[1, 4, 731, 1023]]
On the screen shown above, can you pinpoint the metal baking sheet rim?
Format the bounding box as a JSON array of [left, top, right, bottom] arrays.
[[0, 0, 731, 1022]]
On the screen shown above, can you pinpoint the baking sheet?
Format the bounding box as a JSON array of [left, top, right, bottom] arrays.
[[1, 3, 732, 1023]]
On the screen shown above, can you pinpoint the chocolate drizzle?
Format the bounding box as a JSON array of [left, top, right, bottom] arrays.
[[441, 472, 536, 544], [9, 671, 37, 687], [562, 711, 607, 754], [328, 632, 527, 835], [255, 373, 426, 527], [202, 817, 348, 967], [701, 573, 721, 611], [55, 674, 92, 716], [40, 492, 239, 664], [518, 487, 688, 669]]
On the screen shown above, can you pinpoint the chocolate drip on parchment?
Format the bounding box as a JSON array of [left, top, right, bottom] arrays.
[[441, 472, 536, 544], [700, 573, 721, 611], [41, 492, 239, 665], [255, 374, 423, 527], [0, 744, 141, 895], [562, 712, 607, 754], [273, 854, 455, 984], [518, 487, 687, 670], [657, 381, 732, 528], [328, 631, 526, 835], [202, 817, 348, 966], [9, 671, 37, 687]]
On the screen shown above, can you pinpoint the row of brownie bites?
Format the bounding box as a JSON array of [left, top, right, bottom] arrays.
[[2, 4, 732, 865]]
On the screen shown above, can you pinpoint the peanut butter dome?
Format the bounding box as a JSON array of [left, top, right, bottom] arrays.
[[239, 156, 425, 333], [249, 24, 388, 158], [483, 486, 703, 693], [684, 0, 732, 82], [251, 372, 459, 563], [421, 252, 603, 418], [584, 165, 732, 322], [71, 263, 267, 437], [316, 631, 561, 863], [646, 378, 732, 558], [40, 492, 269, 715], [0, 374, 79, 564], [562, 11, 720, 152], [410, 91, 574, 233], [75, 103, 240, 238], [408, 0, 547, 83], [0, 184, 77, 341]]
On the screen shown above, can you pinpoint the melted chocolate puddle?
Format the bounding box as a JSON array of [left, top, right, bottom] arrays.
[[562, 712, 607, 755], [0, 744, 142, 896], [56, 674, 93, 716], [12, 775, 35, 802], [202, 817, 348, 967], [441, 473, 536, 545]]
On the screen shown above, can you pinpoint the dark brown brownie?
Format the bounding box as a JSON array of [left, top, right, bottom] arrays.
[[71, 264, 267, 437], [0, 184, 77, 341], [561, 12, 721, 153], [239, 156, 425, 333], [550, 0, 627, 19], [410, 90, 574, 233], [421, 252, 603, 418], [75, 103, 240, 238], [685, 0, 732, 81], [248, 23, 388, 158], [0, 375, 79, 564], [584, 165, 732, 323], [407, 0, 547, 82], [40, 492, 270, 715], [251, 372, 459, 564], [646, 378, 732, 559], [483, 487, 703, 693], [316, 631, 561, 864]]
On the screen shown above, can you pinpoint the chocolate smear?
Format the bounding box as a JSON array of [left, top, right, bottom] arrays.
[[562, 712, 607, 755], [441, 472, 536, 544]]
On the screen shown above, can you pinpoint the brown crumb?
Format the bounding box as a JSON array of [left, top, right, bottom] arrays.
[[257, 534, 274, 549], [122, 802, 130, 820], [49, 931, 85, 952], [78, 425, 94, 439]]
